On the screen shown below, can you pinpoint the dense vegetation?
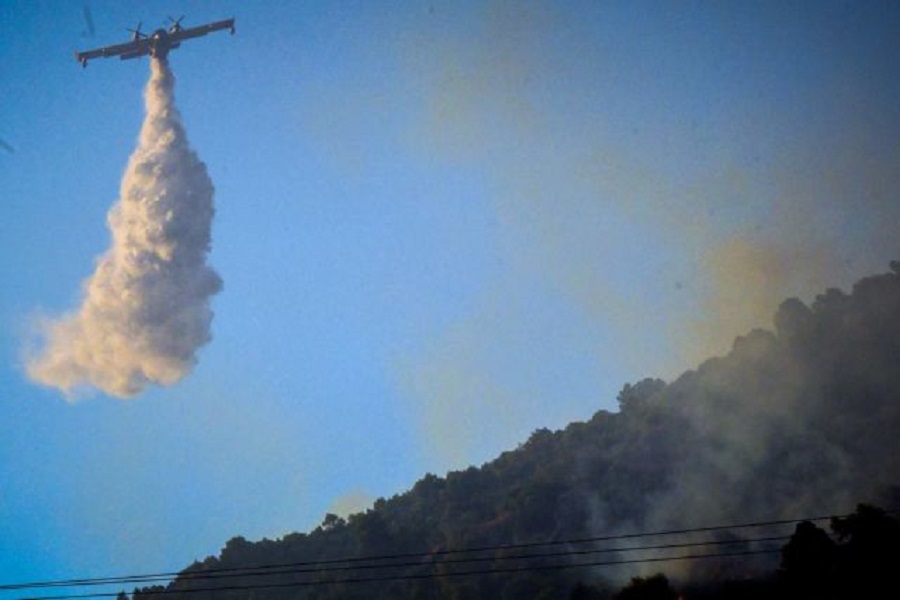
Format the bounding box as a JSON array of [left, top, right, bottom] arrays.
[[133, 263, 900, 599]]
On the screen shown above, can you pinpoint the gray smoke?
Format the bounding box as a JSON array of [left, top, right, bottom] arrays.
[[27, 58, 222, 399], [579, 263, 900, 583]]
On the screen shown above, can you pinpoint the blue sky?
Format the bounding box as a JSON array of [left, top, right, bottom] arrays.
[[1, 0, 899, 591]]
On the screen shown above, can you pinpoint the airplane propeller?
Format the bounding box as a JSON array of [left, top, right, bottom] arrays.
[[167, 15, 185, 32], [126, 22, 145, 40]]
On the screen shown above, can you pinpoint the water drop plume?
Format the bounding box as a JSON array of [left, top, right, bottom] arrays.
[[27, 58, 222, 399]]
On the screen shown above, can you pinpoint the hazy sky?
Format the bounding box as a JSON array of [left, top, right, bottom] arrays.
[[1, 0, 898, 591]]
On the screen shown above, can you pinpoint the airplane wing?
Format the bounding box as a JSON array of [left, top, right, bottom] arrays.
[[169, 18, 235, 43], [75, 38, 151, 65]]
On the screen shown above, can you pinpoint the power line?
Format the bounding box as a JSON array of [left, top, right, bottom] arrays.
[[2, 512, 841, 591], [22, 505, 898, 599], [2, 511, 850, 598], [5, 513, 841, 596], [22, 548, 784, 600], [8, 535, 792, 592]]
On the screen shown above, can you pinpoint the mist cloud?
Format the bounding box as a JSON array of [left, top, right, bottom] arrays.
[[27, 59, 221, 399]]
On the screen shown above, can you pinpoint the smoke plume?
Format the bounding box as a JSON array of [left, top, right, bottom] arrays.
[[27, 59, 222, 399]]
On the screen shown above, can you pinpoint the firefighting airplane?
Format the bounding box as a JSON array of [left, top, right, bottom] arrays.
[[74, 16, 235, 67]]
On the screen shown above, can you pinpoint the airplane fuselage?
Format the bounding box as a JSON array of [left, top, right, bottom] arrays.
[[147, 29, 178, 59]]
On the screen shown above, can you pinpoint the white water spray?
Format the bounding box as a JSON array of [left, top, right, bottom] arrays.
[[28, 59, 222, 398]]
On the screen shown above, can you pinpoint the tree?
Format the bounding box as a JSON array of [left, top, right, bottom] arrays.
[[614, 574, 677, 600], [616, 379, 665, 413], [570, 582, 608, 599], [779, 520, 836, 596], [320, 512, 345, 531], [830, 504, 900, 597], [778, 505, 900, 599]]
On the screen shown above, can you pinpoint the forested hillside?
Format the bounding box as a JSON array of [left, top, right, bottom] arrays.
[[135, 263, 900, 599]]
